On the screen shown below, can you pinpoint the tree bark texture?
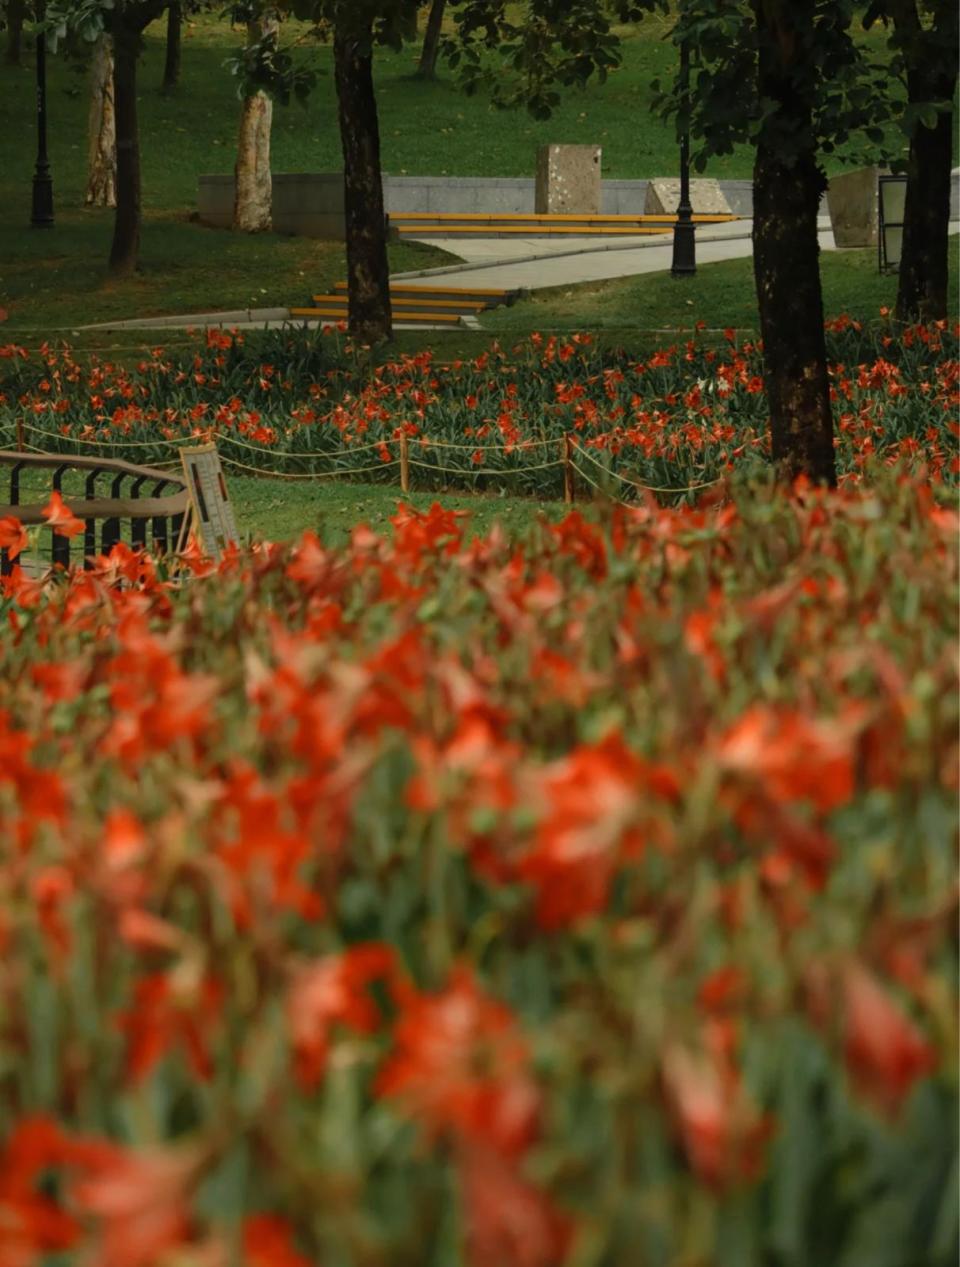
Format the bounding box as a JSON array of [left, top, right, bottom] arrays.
[[751, 3, 836, 486], [416, 0, 446, 80], [893, 3, 958, 323], [334, 21, 392, 342], [161, 0, 181, 94], [5, 0, 24, 65], [233, 16, 276, 233], [109, 22, 142, 275], [86, 34, 116, 207]]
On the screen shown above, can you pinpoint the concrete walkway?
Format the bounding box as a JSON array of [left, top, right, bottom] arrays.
[[80, 216, 958, 332]]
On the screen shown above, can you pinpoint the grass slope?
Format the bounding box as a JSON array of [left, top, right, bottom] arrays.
[[0, 10, 924, 332]]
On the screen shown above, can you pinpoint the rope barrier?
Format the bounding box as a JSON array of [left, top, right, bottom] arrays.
[[215, 429, 389, 458], [18, 422, 195, 451], [218, 454, 400, 480], [408, 457, 563, 477], [416, 434, 557, 451], [571, 439, 722, 495], [570, 456, 628, 505]]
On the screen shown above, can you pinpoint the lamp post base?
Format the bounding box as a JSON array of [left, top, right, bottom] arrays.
[[31, 166, 54, 228], [671, 217, 696, 277]]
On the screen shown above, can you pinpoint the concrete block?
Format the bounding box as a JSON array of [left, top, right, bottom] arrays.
[[644, 178, 730, 215], [826, 167, 888, 247], [535, 145, 602, 214]]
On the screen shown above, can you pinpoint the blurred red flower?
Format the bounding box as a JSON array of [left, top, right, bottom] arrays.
[[378, 968, 540, 1158]]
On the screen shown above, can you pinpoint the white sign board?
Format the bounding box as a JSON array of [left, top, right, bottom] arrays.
[[179, 443, 240, 561]]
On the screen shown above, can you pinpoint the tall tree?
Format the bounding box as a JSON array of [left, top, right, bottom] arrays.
[[416, 0, 444, 79], [86, 31, 115, 206], [108, 0, 167, 273], [332, 15, 391, 340], [450, 0, 894, 485], [233, 9, 278, 231], [284, 0, 419, 341], [160, 0, 179, 92], [5, 0, 26, 64], [865, 0, 958, 322]]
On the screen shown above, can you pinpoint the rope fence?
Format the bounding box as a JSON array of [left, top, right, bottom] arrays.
[[1, 422, 723, 506]]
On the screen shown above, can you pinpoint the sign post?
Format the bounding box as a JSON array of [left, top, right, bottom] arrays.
[[178, 443, 239, 561]]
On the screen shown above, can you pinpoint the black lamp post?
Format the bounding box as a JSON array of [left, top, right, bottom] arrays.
[[30, 2, 54, 228], [671, 37, 695, 277]]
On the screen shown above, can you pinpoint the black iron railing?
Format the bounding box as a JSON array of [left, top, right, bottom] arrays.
[[0, 450, 190, 575]]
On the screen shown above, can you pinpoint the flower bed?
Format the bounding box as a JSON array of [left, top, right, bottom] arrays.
[[0, 473, 956, 1265], [2, 318, 956, 498]]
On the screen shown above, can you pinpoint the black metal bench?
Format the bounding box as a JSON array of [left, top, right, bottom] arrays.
[[0, 450, 190, 574]]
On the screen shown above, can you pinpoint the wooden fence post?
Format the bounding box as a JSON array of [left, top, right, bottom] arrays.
[[562, 435, 575, 505], [399, 432, 410, 494]]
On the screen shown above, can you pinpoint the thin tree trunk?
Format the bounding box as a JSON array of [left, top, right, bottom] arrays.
[[5, 0, 24, 65], [160, 0, 181, 94], [416, 0, 446, 80], [893, 2, 958, 323], [109, 21, 142, 275], [86, 34, 116, 207], [233, 15, 275, 233], [752, 2, 835, 485], [333, 20, 392, 342]]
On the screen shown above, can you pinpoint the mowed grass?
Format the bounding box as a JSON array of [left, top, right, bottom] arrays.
[[227, 474, 567, 545], [481, 238, 960, 332]]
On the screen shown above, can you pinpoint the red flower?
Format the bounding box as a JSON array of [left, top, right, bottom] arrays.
[[458, 1147, 573, 1267], [243, 1214, 314, 1267], [0, 1117, 79, 1267], [0, 515, 29, 561], [116, 971, 222, 1085], [66, 1138, 201, 1267], [41, 490, 85, 539], [662, 1040, 773, 1191], [377, 968, 540, 1158], [286, 943, 396, 1090], [519, 733, 651, 930], [718, 705, 859, 813], [842, 963, 936, 1113]]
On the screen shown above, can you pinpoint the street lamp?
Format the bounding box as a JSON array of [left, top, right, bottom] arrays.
[[30, 1, 54, 228], [671, 36, 695, 277]]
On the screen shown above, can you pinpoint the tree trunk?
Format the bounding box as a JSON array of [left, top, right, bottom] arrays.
[[751, 4, 835, 486], [416, 0, 446, 80], [333, 21, 392, 342], [86, 34, 116, 207], [109, 21, 142, 275], [233, 15, 276, 233], [160, 0, 181, 95], [5, 0, 24, 65], [893, 3, 958, 323]]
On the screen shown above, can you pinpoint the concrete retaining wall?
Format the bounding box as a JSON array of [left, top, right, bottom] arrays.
[[198, 172, 958, 239]]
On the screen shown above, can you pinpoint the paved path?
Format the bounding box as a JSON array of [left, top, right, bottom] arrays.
[[81, 217, 958, 332]]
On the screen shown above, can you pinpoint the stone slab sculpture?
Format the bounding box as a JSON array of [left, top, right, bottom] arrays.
[[644, 178, 731, 216], [535, 145, 602, 215], [825, 166, 890, 248]]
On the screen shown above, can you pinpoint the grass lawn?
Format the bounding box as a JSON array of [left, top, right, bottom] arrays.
[[227, 473, 567, 544], [0, 9, 922, 335], [481, 238, 960, 333]]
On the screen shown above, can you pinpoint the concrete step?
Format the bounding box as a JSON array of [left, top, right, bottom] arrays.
[[290, 307, 464, 327], [311, 294, 490, 313], [388, 212, 739, 238], [331, 282, 521, 308]]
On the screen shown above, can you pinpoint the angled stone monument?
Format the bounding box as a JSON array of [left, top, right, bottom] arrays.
[[825, 166, 889, 248], [535, 145, 602, 215], [644, 178, 731, 216]]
